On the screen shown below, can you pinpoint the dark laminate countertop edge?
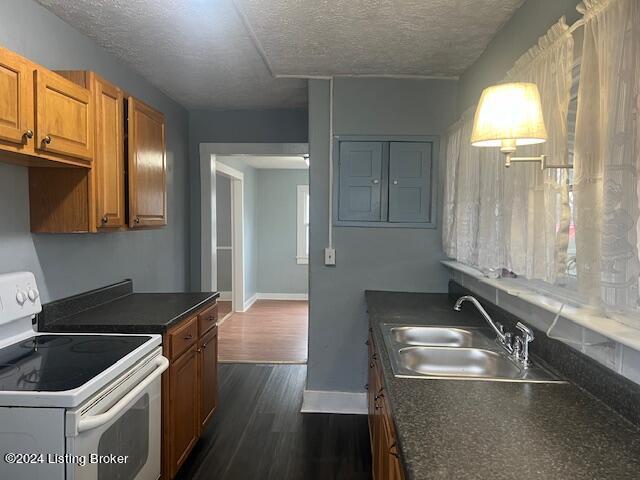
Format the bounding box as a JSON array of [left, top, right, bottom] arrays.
[[41, 292, 220, 334], [365, 290, 640, 480]]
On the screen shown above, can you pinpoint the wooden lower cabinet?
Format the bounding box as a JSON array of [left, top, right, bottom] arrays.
[[368, 329, 405, 480], [163, 300, 219, 479], [198, 326, 219, 428], [168, 344, 199, 475]]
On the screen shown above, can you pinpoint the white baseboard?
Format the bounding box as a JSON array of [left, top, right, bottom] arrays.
[[301, 389, 367, 415], [217, 291, 232, 301], [256, 293, 309, 301], [242, 293, 257, 312]]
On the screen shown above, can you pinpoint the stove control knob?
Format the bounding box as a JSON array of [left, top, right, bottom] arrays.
[[28, 288, 39, 302], [16, 290, 27, 306]]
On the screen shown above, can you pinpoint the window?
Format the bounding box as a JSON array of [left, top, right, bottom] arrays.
[[296, 185, 309, 264]]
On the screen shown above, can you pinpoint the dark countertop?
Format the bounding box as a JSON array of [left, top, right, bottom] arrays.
[[40, 292, 219, 334], [365, 291, 640, 480]]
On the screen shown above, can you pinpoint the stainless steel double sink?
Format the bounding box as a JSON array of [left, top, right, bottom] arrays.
[[382, 325, 565, 383]]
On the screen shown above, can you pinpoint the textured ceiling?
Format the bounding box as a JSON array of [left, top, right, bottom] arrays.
[[36, 0, 524, 110], [235, 0, 525, 77], [218, 155, 308, 169], [36, 0, 307, 109]]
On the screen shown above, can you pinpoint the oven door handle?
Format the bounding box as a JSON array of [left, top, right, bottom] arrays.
[[77, 355, 169, 433]]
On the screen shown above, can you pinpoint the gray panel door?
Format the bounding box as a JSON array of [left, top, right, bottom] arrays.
[[388, 142, 432, 223], [338, 141, 384, 221]]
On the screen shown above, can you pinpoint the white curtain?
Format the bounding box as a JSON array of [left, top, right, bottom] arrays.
[[504, 18, 574, 284], [574, 0, 640, 313], [443, 18, 574, 283]]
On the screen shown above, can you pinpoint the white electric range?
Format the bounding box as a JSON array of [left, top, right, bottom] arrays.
[[0, 272, 168, 480]]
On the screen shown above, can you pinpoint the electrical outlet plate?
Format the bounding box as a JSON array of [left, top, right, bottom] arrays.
[[324, 248, 336, 266]]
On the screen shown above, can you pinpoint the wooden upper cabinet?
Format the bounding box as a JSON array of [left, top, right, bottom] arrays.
[[93, 74, 125, 228], [127, 97, 166, 228], [35, 69, 93, 162], [0, 47, 32, 148]]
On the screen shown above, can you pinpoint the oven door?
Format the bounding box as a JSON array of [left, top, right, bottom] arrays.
[[65, 348, 168, 480]]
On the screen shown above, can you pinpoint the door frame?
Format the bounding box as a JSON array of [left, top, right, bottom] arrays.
[[215, 162, 244, 313], [199, 143, 308, 312]]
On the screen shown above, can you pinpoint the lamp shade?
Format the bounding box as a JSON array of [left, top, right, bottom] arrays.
[[471, 82, 547, 148]]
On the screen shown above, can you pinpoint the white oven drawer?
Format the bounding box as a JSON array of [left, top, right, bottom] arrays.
[[65, 348, 167, 480]]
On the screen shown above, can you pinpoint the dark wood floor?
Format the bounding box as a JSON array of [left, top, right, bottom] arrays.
[[176, 364, 372, 480]]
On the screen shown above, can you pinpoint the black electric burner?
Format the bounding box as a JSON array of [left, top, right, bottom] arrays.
[[0, 334, 151, 392]]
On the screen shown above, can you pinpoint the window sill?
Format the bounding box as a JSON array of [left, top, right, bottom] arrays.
[[442, 260, 640, 353], [296, 257, 309, 265]]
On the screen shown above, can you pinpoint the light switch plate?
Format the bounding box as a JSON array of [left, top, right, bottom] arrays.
[[324, 248, 336, 266]]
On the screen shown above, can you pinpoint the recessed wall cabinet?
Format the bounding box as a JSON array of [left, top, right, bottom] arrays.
[[334, 138, 437, 228]]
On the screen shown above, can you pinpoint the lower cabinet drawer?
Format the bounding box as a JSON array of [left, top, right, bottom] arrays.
[[197, 302, 218, 336], [168, 316, 197, 360]]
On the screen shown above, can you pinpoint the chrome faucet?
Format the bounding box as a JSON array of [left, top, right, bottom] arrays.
[[454, 295, 535, 369], [454, 295, 512, 353], [513, 322, 534, 368]]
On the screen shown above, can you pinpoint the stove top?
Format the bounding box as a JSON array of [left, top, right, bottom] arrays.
[[0, 335, 151, 392]]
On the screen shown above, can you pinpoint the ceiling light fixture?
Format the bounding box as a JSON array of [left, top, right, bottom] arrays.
[[471, 82, 572, 169]]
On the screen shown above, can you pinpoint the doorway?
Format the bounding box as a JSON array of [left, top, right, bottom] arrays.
[[199, 143, 310, 363]]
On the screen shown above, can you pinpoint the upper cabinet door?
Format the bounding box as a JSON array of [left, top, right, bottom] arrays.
[[388, 142, 433, 223], [93, 74, 125, 229], [0, 48, 32, 146], [127, 97, 166, 228], [338, 141, 384, 222], [35, 69, 93, 161]]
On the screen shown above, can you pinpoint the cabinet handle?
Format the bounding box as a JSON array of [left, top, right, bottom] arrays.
[[134, 216, 140, 224], [372, 179, 379, 185], [184, 334, 193, 340], [389, 442, 400, 458], [202, 343, 207, 349], [101, 215, 108, 224], [393, 179, 399, 185], [43, 135, 52, 145], [24, 130, 34, 140]]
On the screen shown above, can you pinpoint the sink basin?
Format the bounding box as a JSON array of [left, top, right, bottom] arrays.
[[389, 326, 494, 348], [398, 347, 522, 379], [381, 324, 566, 383]]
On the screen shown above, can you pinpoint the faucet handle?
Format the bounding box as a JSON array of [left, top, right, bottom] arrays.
[[495, 322, 505, 335], [516, 322, 534, 341]]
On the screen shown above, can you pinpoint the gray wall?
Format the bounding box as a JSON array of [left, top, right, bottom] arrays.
[[189, 109, 309, 290], [216, 175, 232, 292], [457, 0, 581, 114], [257, 169, 309, 295], [0, 0, 190, 303], [308, 78, 458, 392]]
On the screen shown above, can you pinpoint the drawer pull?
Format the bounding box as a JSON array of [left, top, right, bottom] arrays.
[[389, 443, 400, 458], [183, 334, 193, 340], [24, 130, 34, 140], [43, 135, 52, 145]]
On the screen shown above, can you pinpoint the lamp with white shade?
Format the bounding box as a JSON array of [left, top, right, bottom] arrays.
[[471, 82, 572, 169]]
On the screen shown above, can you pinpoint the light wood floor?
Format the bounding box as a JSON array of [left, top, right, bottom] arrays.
[[218, 300, 232, 320], [218, 300, 308, 364]]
